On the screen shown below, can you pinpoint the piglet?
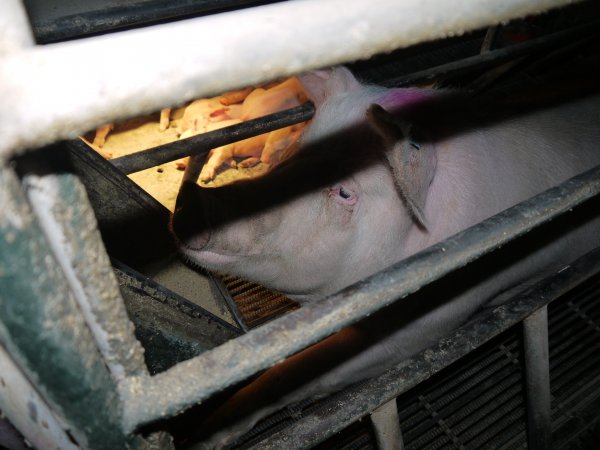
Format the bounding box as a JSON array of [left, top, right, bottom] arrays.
[[198, 77, 310, 182]]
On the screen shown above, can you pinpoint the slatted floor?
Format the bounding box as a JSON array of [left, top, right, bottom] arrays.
[[214, 274, 298, 330]]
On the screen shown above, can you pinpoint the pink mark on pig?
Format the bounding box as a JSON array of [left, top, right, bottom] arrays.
[[210, 108, 229, 118], [377, 88, 437, 112]]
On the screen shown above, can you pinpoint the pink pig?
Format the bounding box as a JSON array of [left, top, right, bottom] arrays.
[[171, 67, 600, 447]]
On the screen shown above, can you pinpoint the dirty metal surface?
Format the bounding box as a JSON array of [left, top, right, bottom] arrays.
[[0, 0, 578, 159], [213, 273, 299, 331], [23, 0, 284, 43], [0, 167, 136, 449], [22, 170, 148, 379], [232, 249, 600, 449], [115, 263, 241, 374]]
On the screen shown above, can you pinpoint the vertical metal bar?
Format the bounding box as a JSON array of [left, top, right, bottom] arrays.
[[0, 167, 137, 450], [523, 306, 551, 450], [370, 399, 404, 450], [182, 154, 205, 185], [0, 343, 78, 450], [23, 172, 148, 380], [480, 26, 499, 53]]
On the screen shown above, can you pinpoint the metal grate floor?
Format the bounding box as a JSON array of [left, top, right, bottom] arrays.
[[227, 272, 600, 449], [213, 273, 299, 331]]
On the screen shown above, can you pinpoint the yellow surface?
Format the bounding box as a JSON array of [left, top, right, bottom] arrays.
[[82, 108, 272, 212]]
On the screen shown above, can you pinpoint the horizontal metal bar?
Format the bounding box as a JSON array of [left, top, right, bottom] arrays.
[[255, 245, 600, 449], [122, 163, 600, 430], [0, 0, 577, 160], [382, 20, 600, 87], [523, 307, 551, 450], [111, 102, 315, 174], [27, 0, 274, 44]]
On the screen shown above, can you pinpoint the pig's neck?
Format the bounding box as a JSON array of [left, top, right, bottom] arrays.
[[402, 129, 505, 258]]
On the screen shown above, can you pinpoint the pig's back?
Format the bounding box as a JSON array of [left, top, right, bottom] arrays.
[[413, 92, 600, 254], [486, 93, 600, 193]]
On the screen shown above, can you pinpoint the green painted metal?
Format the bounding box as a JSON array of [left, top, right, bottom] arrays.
[[0, 167, 138, 449], [22, 169, 148, 380]]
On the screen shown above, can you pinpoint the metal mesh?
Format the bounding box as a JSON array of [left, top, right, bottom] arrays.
[[214, 274, 299, 330]]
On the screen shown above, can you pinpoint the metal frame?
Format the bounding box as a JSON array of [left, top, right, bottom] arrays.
[[111, 102, 315, 175], [122, 165, 600, 430], [0, 0, 579, 160], [251, 247, 600, 448], [0, 0, 597, 448]]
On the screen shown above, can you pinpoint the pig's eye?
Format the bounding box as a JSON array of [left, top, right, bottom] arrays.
[[339, 186, 352, 199], [409, 125, 426, 150], [409, 140, 421, 150], [329, 185, 357, 205]]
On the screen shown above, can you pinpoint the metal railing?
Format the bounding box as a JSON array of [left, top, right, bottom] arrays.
[[0, 0, 596, 449]]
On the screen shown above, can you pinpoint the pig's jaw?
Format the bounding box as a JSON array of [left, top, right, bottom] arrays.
[[172, 224, 240, 270], [178, 242, 331, 303], [179, 246, 243, 270]]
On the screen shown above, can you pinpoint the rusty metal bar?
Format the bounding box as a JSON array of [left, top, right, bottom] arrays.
[[523, 306, 552, 450], [122, 163, 600, 430], [0, 0, 579, 159]]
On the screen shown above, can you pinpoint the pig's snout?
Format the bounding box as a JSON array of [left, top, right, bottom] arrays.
[[171, 182, 211, 250]]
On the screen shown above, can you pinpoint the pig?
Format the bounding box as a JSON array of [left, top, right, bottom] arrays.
[[177, 98, 231, 138], [171, 67, 600, 447], [198, 77, 310, 182]]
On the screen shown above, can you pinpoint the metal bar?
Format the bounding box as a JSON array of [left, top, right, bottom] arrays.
[[0, 167, 136, 449], [381, 20, 599, 87], [22, 172, 148, 380], [26, 0, 274, 44], [182, 154, 206, 185], [0, 343, 78, 450], [523, 307, 552, 450], [122, 163, 600, 430], [111, 102, 314, 174], [370, 399, 404, 450], [480, 26, 499, 53], [253, 246, 600, 448], [0, 0, 578, 159], [0, 0, 34, 54]]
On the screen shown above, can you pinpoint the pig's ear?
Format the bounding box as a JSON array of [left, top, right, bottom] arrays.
[[366, 104, 436, 229]]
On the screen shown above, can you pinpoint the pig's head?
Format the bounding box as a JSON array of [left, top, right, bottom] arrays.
[[171, 78, 438, 303], [297, 66, 362, 106]]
